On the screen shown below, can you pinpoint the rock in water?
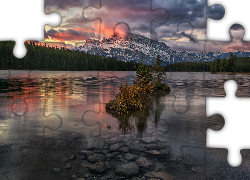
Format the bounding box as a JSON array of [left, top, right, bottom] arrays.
[[136, 157, 154, 169], [115, 162, 139, 177], [125, 153, 136, 161], [88, 153, 105, 163], [52, 168, 62, 173], [90, 161, 106, 173]]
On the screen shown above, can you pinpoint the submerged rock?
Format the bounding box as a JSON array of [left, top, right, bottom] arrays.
[[136, 157, 154, 169], [79, 150, 94, 156], [115, 162, 139, 177], [105, 137, 120, 145], [88, 153, 105, 163], [125, 153, 136, 161], [109, 143, 122, 151], [145, 150, 161, 158], [90, 161, 106, 173], [52, 168, 62, 173], [65, 163, 72, 170], [141, 137, 157, 144], [81, 160, 93, 168]]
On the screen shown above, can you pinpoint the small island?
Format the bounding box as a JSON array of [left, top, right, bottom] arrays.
[[106, 55, 170, 115]]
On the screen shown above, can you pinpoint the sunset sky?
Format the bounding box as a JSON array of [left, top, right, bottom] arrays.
[[44, 0, 247, 53]]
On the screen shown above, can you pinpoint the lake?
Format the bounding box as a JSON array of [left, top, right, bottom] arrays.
[[0, 70, 250, 179]]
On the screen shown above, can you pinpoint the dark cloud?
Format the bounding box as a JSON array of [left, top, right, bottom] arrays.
[[45, 28, 97, 41], [230, 24, 244, 31], [45, 0, 83, 10], [43, 0, 236, 53], [179, 32, 198, 43]]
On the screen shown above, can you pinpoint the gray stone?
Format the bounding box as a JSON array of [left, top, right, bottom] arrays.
[[88, 154, 105, 163], [65, 163, 72, 170], [129, 144, 146, 151], [119, 146, 129, 153], [81, 160, 93, 168], [144, 171, 175, 180], [145, 150, 161, 158], [109, 143, 122, 151], [136, 157, 154, 169], [79, 150, 94, 156], [105, 153, 117, 159], [141, 137, 157, 144], [115, 162, 139, 177], [87, 138, 104, 150], [105, 137, 119, 145], [116, 155, 123, 159], [125, 153, 136, 161], [90, 161, 106, 173], [94, 150, 101, 153], [159, 148, 170, 156], [52, 168, 62, 173]]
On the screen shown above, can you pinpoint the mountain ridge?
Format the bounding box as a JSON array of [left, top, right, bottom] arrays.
[[73, 33, 250, 65]]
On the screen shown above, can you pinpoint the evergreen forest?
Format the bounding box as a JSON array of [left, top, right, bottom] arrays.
[[0, 41, 250, 73]]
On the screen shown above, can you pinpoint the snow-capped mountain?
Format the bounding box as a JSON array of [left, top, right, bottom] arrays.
[[73, 33, 250, 65]]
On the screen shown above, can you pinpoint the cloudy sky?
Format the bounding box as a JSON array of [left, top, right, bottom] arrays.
[[44, 0, 246, 53]]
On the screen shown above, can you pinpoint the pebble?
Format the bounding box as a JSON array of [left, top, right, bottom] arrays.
[[115, 162, 139, 177], [90, 161, 107, 173], [88, 153, 105, 163], [109, 143, 122, 151], [65, 163, 72, 170], [136, 157, 154, 169], [53, 168, 62, 173], [125, 153, 136, 161]]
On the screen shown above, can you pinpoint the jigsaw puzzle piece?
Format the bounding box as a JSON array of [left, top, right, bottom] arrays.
[[3, 144, 83, 180], [1, 96, 63, 169], [207, 0, 250, 41], [83, 0, 168, 39], [206, 79, 250, 167], [160, 21, 208, 114], [164, 95, 224, 158], [205, 25, 250, 97], [152, 0, 224, 41], [0, 0, 61, 58], [81, 0, 170, 74]]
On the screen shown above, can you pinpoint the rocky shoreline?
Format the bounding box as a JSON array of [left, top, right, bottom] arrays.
[[1, 133, 191, 180], [49, 134, 179, 180]]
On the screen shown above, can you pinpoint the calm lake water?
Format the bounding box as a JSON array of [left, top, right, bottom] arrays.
[[1, 70, 250, 179]]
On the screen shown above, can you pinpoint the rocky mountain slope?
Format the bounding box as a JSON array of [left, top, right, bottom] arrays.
[[73, 33, 250, 65]]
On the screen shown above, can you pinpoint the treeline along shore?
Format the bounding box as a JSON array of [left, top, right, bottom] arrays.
[[0, 41, 250, 73]]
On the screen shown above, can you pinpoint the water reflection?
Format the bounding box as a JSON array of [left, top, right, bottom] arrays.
[[1, 71, 250, 141], [1, 71, 250, 179], [106, 90, 170, 137]]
